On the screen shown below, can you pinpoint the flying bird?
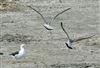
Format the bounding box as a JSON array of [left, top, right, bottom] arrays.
[[9, 44, 25, 59], [27, 6, 71, 31], [60, 22, 95, 49], [27, 6, 54, 30]]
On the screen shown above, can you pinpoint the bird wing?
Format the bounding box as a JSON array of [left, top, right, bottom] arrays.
[[53, 8, 71, 20], [9, 51, 19, 56], [60, 22, 71, 41], [27, 6, 48, 24], [73, 35, 95, 42]]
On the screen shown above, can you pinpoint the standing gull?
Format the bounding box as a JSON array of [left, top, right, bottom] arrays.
[[27, 6, 71, 30], [60, 22, 95, 49], [9, 44, 25, 59]]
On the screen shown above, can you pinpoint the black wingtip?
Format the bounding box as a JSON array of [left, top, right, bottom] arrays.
[[54, 8, 71, 20], [65, 43, 73, 49], [27, 5, 30, 8], [67, 8, 71, 10], [27, 5, 31, 7], [60, 22, 63, 29], [60, 22, 63, 26]]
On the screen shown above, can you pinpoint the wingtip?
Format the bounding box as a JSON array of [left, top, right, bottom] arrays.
[[60, 22, 64, 29], [27, 5, 31, 7], [27, 5, 32, 9], [60, 22, 63, 26], [68, 7, 71, 10]]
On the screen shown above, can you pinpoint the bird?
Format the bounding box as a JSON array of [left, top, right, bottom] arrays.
[[0, 53, 3, 55], [27, 5, 71, 31], [9, 44, 25, 59], [43, 23, 54, 30], [60, 22, 95, 49]]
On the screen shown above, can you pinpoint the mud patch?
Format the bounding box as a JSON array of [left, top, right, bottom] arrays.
[[0, 0, 21, 11]]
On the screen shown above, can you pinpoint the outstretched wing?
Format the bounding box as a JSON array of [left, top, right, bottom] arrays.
[[73, 35, 95, 42], [60, 22, 71, 40], [53, 8, 71, 20], [9, 51, 19, 56], [27, 6, 48, 24]]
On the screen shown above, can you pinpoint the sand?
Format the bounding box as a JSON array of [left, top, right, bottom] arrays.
[[0, 0, 100, 68]]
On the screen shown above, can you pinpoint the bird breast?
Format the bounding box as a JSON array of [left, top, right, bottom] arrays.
[[67, 40, 72, 46]]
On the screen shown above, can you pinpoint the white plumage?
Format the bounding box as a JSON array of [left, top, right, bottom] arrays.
[[9, 44, 25, 59], [43, 24, 54, 30], [61, 22, 95, 49]]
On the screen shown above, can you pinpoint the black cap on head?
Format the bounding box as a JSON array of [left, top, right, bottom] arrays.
[[65, 43, 73, 49]]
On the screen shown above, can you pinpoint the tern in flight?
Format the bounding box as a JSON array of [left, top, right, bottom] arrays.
[[60, 22, 95, 49], [27, 6, 71, 31]]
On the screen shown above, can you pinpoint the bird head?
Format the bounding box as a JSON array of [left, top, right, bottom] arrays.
[[20, 44, 25, 47]]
